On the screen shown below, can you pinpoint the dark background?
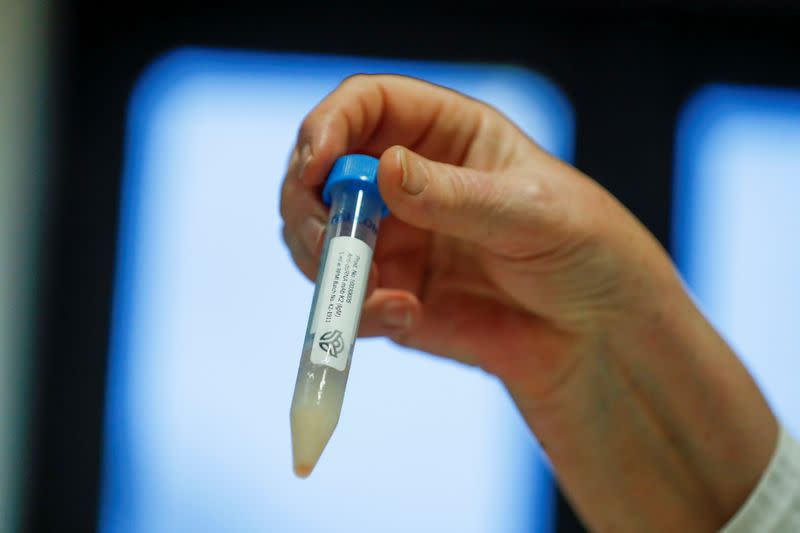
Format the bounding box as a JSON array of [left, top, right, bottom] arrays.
[[25, 3, 800, 532]]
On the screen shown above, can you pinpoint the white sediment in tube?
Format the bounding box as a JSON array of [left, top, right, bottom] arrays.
[[290, 154, 387, 478]]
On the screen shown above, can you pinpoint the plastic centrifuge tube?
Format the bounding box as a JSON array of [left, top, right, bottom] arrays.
[[290, 154, 388, 478]]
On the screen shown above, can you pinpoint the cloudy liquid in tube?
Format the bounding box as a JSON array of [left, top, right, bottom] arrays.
[[290, 167, 383, 478]]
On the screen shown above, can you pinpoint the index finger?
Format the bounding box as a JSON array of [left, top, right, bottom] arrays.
[[293, 74, 487, 187]]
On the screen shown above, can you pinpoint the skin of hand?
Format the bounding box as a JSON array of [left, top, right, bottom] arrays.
[[279, 74, 778, 532]]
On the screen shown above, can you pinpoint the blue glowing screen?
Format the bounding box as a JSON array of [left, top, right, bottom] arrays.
[[673, 84, 800, 438], [99, 48, 574, 533]]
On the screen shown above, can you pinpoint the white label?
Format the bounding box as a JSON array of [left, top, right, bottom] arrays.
[[310, 236, 373, 371]]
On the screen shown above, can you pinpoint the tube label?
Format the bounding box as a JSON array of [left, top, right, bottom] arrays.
[[310, 236, 373, 371]]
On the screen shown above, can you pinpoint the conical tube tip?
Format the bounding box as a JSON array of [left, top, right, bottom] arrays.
[[290, 404, 339, 479]]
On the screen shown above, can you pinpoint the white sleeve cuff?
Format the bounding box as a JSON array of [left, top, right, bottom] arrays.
[[720, 424, 800, 532]]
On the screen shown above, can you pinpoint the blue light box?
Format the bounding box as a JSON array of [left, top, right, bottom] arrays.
[[100, 48, 574, 533], [673, 84, 800, 438]]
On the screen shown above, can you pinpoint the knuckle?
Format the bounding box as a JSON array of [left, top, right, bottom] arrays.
[[282, 225, 303, 261], [281, 224, 296, 251], [296, 113, 315, 144], [446, 166, 490, 211], [278, 181, 292, 220], [338, 74, 386, 111], [444, 166, 470, 209], [339, 73, 374, 91], [279, 177, 302, 221]]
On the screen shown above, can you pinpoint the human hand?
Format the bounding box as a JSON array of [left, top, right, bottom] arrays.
[[280, 74, 777, 532]]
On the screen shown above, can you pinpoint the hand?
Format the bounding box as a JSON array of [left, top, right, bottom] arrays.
[[280, 74, 777, 532]]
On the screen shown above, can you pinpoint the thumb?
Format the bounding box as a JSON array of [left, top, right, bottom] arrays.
[[378, 146, 551, 251]]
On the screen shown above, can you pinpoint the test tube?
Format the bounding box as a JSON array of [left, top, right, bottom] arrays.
[[290, 154, 388, 478]]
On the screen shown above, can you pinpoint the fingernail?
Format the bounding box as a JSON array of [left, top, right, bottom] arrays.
[[382, 300, 412, 329], [398, 149, 427, 195], [299, 217, 325, 255], [297, 143, 312, 181]]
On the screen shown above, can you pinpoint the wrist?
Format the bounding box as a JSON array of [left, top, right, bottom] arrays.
[[616, 272, 779, 524], [510, 252, 777, 531]]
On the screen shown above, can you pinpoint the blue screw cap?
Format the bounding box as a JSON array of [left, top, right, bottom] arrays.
[[322, 154, 389, 217]]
